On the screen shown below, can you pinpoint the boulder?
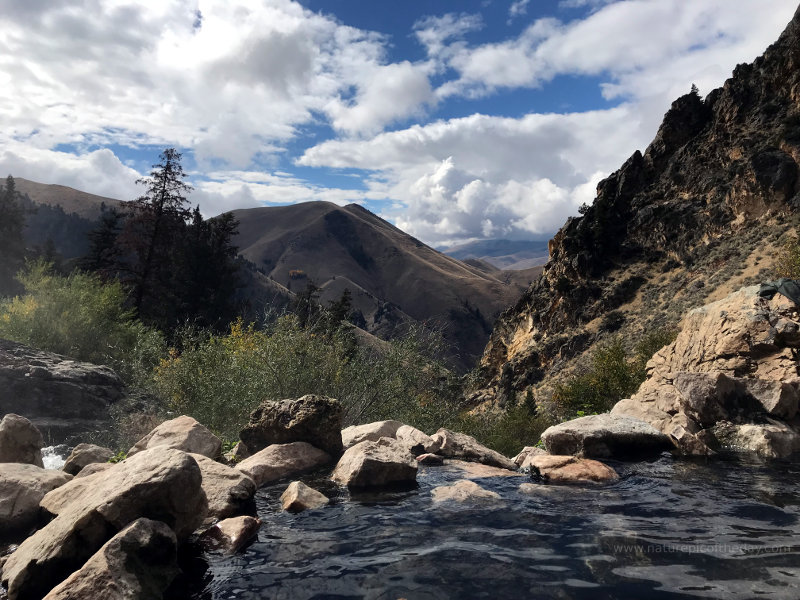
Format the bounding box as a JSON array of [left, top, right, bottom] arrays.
[[199, 516, 261, 554], [0, 339, 125, 444], [431, 480, 500, 503], [738, 378, 799, 419], [526, 454, 619, 484], [0, 414, 44, 467], [128, 415, 222, 459], [190, 454, 256, 520], [280, 481, 329, 512], [223, 441, 250, 463], [416, 453, 444, 466], [0, 464, 72, 537], [541, 413, 672, 459], [61, 443, 114, 476], [431, 429, 516, 470], [442, 460, 524, 480], [240, 395, 343, 456], [74, 462, 114, 479], [42, 518, 178, 600], [672, 372, 737, 426], [331, 438, 417, 489], [341, 420, 403, 448], [512, 446, 546, 467], [711, 420, 800, 459], [3, 448, 207, 600], [395, 425, 441, 455], [236, 442, 331, 488]]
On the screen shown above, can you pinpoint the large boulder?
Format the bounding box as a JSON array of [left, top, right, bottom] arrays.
[[0, 339, 124, 444], [431, 480, 500, 503], [541, 413, 673, 459], [3, 448, 207, 600], [331, 438, 417, 488], [128, 415, 222, 459], [341, 420, 404, 448], [42, 518, 178, 600], [280, 481, 329, 512], [526, 454, 619, 484], [61, 443, 114, 476], [0, 414, 44, 467], [236, 442, 331, 488], [240, 395, 343, 456], [612, 287, 800, 457], [430, 429, 516, 470], [0, 464, 72, 537], [190, 454, 256, 520], [395, 425, 441, 455]]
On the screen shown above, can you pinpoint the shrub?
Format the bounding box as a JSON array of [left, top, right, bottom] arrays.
[[0, 261, 165, 384], [775, 237, 800, 279], [153, 315, 462, 439], [457, 407, 554, 458]]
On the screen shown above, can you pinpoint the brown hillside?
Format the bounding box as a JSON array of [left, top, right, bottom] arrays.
[[13, 178, 122, 220], [474, 5, 800, 410]]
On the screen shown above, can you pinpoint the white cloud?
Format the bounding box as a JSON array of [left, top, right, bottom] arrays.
[[508, 0, 531, 21]]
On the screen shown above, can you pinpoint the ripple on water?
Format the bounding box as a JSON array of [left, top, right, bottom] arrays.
[[170, 455, 800, 600]]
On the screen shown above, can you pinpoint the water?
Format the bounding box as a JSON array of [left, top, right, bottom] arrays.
[[173, 455, 800, 600], [41, 445, 68, 470]]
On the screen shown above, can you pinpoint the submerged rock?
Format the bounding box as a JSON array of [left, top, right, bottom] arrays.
[[241, 395, 343, 457], [431, 479, 500, 503], [0, 414, 44, 468], [541, 413, 672, 459], [280, 481, 329, 512], [61, 443, 114, 476], [42, 518, 178, 600], [442, 460, 524, 480], [0, 464, 72, 537], [526, 454, 619, 484], [236, 442, 331, 488], [431, 429, 516, 470], [341, 420, 403, 449], [128, 415, 222, 459], [3, 448, 207, 600], [331, 438, 417, 488], [200, 515, 261, 554]]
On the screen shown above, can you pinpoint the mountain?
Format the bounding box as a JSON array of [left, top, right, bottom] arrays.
[[473, 6, 800, 409], [13, 178, 121, 220], [443, 239, 550, 270], [230, 202, 535, 369]]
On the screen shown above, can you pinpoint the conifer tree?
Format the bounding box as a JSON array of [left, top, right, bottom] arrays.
[[0, 175, 27, 294]]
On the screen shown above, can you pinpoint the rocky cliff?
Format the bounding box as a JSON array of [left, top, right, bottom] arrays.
[[475, 6, 800, 409]]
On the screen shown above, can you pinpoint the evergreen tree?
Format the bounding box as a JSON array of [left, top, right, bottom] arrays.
[[0, 175, 27, 294], [82, 206, 123, 276]]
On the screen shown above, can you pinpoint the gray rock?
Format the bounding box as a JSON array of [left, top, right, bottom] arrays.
[[430, 429, 516, 470], [61, 443, 114, 476], [395, 425, 441, 455], [737, 378, 799, 419], [541, 413, 672, 459], [190, 454, 256, 520], [199, 515, 261, 554], [3, 448, 207, 600], [0, 339, 124, 444], [240, 395, 343, 456], [711, 420, 800, 459], [280, 481, 329, 512], [128, 415, 222, 459], [0, 414, 44, 467], [332, 437, 417, 488], [673, 372, 736, 426], [0, 464, 72, 537], [431, 479, 500, 503], [42, 518, 178, 600], [236, 442, 331, 488], [341, 420, 403, 449]]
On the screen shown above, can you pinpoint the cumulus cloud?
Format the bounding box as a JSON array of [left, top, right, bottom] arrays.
[[508, 0, 531, 22]]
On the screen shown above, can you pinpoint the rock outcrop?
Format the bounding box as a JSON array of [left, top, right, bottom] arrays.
[[0, 464, 72, 537], [431, 429, 516, 470], [240, 395, 343, 456], [61, 443, 113, 476], [473, 7, 800, 410], [3, 448, 207, 600], [128, 415, 222, 459], [612, 286, 800, 457], [541, 414, 672, 459], [236, 442, 331, 488], [0, 414, 44, 467], [0, 339, 124, 444], [41, 518, 178, 600], [280, 481, 329, 512], [331, 438, 418, 488]]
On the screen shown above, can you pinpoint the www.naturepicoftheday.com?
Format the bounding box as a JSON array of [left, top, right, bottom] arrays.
[[1, 1, 800, 599]]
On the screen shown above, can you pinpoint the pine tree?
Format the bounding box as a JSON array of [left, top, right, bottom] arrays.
[[0, 175, 27, 294], [82, 206, 123, 276]]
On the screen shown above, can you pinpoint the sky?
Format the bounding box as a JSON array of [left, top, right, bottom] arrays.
[[1, 0, 797, 248]]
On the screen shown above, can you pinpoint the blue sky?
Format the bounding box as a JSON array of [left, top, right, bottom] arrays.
[[0, 0, 797, 246]]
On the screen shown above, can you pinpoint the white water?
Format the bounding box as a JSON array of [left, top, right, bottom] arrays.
[[41, 445, 67, 470]]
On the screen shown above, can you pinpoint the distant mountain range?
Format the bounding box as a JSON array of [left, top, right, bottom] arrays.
[[9, 179, 543, 370], [442, 239, 550, 270]]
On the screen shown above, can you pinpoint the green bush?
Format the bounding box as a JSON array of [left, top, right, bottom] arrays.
[[552, 328, 677, 418], [153, 315, 461, 440], [775, 237, 800, 279], [0, 261, 165, 384], [457, 407, 553, 458]]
